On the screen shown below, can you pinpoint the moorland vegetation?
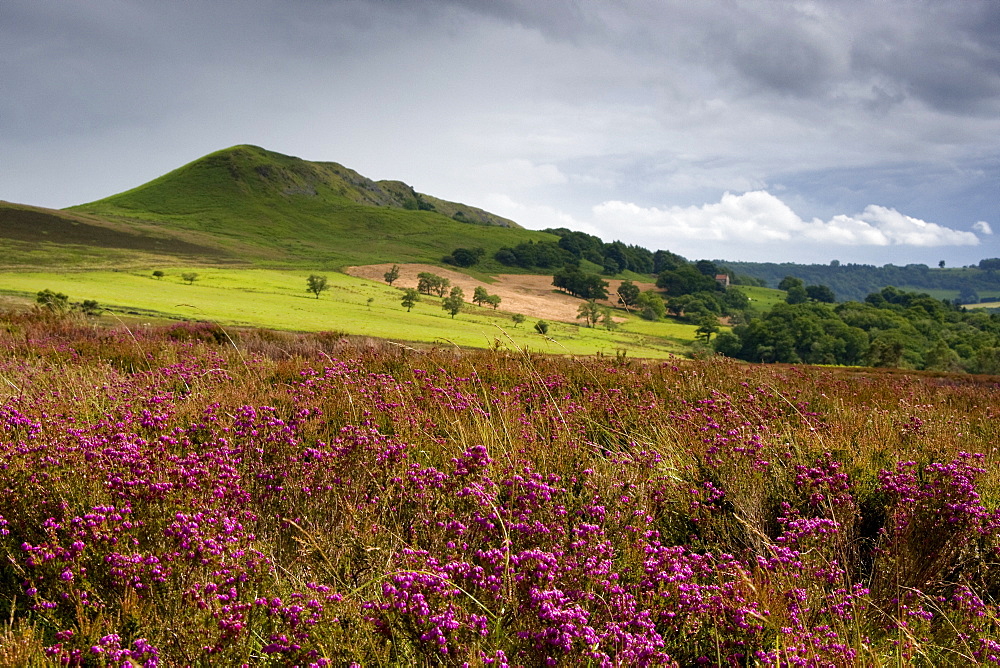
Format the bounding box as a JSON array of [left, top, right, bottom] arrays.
[[0, 310, 997, 665]]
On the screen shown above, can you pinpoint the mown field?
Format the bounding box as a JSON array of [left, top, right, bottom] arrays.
[[0, 311, 997, 665], [0, 269, 699, 358]]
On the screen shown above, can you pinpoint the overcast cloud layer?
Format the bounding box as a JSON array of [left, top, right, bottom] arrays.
[[2, 0, 998, 265]]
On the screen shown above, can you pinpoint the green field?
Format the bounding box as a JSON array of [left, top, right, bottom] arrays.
[[738, 284, 786, 313], [0, 268, 697, 358]]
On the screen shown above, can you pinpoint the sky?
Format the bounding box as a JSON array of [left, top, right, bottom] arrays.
[[2, 0, 999, 266]]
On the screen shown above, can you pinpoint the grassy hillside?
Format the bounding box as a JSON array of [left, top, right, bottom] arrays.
[[66, 145, 547, 269], [1, 268, 698, 357]]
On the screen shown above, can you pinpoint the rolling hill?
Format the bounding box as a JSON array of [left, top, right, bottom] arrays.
[[2, 145, 559, 270], [56, 145, 548, 269]]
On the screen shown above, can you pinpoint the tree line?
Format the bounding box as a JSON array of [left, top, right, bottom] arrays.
[[721, 259, 1000, 303], [715, 285, 1000, 373]]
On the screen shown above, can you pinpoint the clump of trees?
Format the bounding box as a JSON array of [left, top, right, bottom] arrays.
[[417, 272, 450, 297], [778, 276, 836, 305], [635, 291, 666, 321], [552, 267, 609, 300], [576, 300, 603, 328], [472, 286, 501, 310], [494, 241, 570, 270], [715, 285, 1000, 372], [443, 248, 485, 268]]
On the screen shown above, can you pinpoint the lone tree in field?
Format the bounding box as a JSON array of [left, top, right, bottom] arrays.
[[152, 270, 165, 280], [534, 320, 549, 335], [383, 265, 400, 285], [442, 286, 465, 318], [512, 313, 526, 327], [473, 286, 489, 307], [601, 306, 618, 330], [401, 288, 420, 312], [306, 274, 329, 299], [181, 272, 199, 285], [577, 300, 602, 328], [695, 314, 720, 342], [484, 294, 501, 309], [36, 289, 69, 314]]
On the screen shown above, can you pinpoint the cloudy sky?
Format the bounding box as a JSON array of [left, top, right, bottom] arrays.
[[3, 0, 998, 265]]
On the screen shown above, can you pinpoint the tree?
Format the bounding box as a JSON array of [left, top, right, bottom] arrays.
[[181, 272, 199, 285], [366, 297, 374, 310], [958, 287, 980, 305], [601, 306, 618, 330], [616, 280, 640, 307], [577, 300, 602, 327], [635, 290, 666, 321], [484, 294, 501, 309], [434, 277, 452, 298], [695, 315, 720, 342], [805, 284, 836, 303], [473, 286, 489, 306], [442, 286, 465, 318], [778, 276, 804, 291], [36, 289, 69, 314], [383, 265, 400, 285], [152, 270, 165, 280], [939, 260, 946, 269], [785, 284, 809, 304], [401, 288, 420, 312], [534, 320, 549, 335], [512, 313, 526, 327], [306, 274, 329, 299]]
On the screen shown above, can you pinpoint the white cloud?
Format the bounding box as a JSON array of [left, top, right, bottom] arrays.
[[481, 193, 597, 234], [974, 220, 993, 235], [593, 191, 981, 248]]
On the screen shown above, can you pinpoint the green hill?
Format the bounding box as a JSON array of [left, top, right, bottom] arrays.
[[58, 145, 546, 269]]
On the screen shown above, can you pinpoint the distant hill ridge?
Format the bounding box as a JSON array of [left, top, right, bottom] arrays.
[[1, 144, 546, 269], [74, 145, 518, 228]]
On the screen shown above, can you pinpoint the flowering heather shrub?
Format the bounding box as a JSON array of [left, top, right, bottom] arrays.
[[0, 310, 998, 665]]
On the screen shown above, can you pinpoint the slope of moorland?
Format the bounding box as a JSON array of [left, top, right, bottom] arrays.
[[65, 145, 549, 269], [0, 200, 237, 269]]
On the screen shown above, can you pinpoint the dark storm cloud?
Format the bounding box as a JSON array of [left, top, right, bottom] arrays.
[[436, 0, 1000, 112], [2, 0, 998, 264], [850, 1, 1000, 115]]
